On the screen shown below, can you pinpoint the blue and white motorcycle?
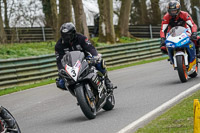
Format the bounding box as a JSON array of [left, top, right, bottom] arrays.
[[165, 26, 198, 82]]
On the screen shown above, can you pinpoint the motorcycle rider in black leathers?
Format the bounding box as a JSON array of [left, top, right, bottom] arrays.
[[55, 22, 114, 92]]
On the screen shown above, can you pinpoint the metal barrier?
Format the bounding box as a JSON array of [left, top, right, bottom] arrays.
[[0, 39, 162, 90], [0, 55, 57, 89]]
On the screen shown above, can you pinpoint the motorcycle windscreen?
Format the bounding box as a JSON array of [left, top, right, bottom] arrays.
[[169, 26, 186, 37], [61, 51, 85, 67]]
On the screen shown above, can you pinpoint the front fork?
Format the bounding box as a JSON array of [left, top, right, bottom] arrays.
[[173, 49, 188, 69]]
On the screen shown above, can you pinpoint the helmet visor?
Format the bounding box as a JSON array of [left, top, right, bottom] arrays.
[[61, 32, 72, 41], [169, 9, 178, 16]]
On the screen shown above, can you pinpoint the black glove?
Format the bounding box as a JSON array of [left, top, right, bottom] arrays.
[[160, 38, 166, 46], [191, 32, 197, 40], [160, 38, 167, 54]]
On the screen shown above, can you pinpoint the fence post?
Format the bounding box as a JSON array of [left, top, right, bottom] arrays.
[[149, 24, 153, 39], [194, 99, 200, 133], [16, 27, 19, 42], [42, 27, 46, 41]]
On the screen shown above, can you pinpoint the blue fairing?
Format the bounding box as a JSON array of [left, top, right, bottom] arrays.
[[165, 27, 196, 64]]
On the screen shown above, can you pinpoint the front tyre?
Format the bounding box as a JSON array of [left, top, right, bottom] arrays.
[[176, 55, 188, 83], [102, 94, 115, 111], [75, 85, 96, 119]]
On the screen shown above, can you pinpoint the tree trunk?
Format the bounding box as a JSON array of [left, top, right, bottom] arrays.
[[150, 0, 161, 25], [41, 0, 53, 27], [0, 0, 7, 44], [50, 0, 58, 40], [58, 0, 72, 29], [72, 0, 90, 38], [3, 0, 9, 28], [180, 0, 187, 12], [131, 0, 149, 25], [116, 0, 132, 38], [98, 0, 115, 44], [190, 0, 200, 25], [140, 0, 149, 25]]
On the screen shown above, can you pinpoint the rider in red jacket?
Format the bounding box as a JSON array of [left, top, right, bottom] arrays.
[[160, 0, 200, 57]]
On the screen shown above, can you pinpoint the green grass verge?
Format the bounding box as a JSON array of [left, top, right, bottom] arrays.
[[90, 37, 146, 47], [0, 78, 56, 96], [135, 89, 200, 133], [0, 41, 55, 59], [0, 56, 167, 96], [0, 37, 146, 59]]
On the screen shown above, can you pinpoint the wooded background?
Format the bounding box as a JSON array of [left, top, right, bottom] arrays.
[[0, 0, 199, 44]]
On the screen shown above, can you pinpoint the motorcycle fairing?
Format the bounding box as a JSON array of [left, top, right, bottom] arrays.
[[166, 26, 196, 65], [65, 60, 81, 81]]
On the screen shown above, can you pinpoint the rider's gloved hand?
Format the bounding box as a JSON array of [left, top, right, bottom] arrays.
[[191, 32, 197, 40], [89, 54, 102, 65], [160, 38, 167, 54]]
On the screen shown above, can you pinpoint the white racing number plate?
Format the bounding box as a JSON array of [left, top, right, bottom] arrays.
[[65, 60, 81, 81]]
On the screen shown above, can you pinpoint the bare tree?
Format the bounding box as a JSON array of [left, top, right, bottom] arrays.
[[58, 0, 72, 29], [3, 0, 9, 28], [72, 0, 90, 38], [41, 0, 53, 27], [150, 0, 161, 25], [98, 0, 115, 44], [116, 0, 132, 38], [180, 0, 187, 12], [191, 0, 200, 25], [50, 0, 58, 40], [0, 0, 7, 44], [13, 1, 44, 27], [130, 0, 150, 25]]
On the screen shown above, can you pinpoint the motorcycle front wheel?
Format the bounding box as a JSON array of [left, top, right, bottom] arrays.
[[176, 55, 188, 82], [75, 85, 96, 119]]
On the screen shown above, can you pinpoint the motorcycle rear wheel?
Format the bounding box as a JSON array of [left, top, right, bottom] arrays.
[[75, 85, 96, 119], [176, 55, 188, 83], [0, 107, 21, 133], [102, 94, 115, 111]]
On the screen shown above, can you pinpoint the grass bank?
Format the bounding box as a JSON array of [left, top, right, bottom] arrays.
[[0, 37, 145, 59], [0, 41, 55, 59], [135, 89, 200, 133]]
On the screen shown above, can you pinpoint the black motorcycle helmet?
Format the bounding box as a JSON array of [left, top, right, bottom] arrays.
[[168, 0, 181, 17], [60, 22, 76, 43]]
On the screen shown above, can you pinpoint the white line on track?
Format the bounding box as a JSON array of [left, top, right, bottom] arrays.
[[117, 83, 200, 133]]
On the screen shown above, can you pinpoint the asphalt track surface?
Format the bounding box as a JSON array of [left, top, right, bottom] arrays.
[[0, 60, 200, 133]]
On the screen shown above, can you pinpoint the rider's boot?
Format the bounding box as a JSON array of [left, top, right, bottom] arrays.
[[104, 75, 114, 93], [196, 46, 200, 58]]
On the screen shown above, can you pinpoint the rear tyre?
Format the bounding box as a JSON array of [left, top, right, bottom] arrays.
[[0, 106, 21, 133], [75, 85, 96, 119], [102, 94, 115, 111], [189, 58, 198, 78], [176, 55, 188, 83]]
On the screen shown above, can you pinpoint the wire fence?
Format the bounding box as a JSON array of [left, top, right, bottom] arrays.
[[4, 25, 161, 43]]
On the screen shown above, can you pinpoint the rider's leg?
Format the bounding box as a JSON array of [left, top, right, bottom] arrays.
[[192, 38, 200, 58], [95, 59, 113, 91], [56, 77, 66, 90]]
